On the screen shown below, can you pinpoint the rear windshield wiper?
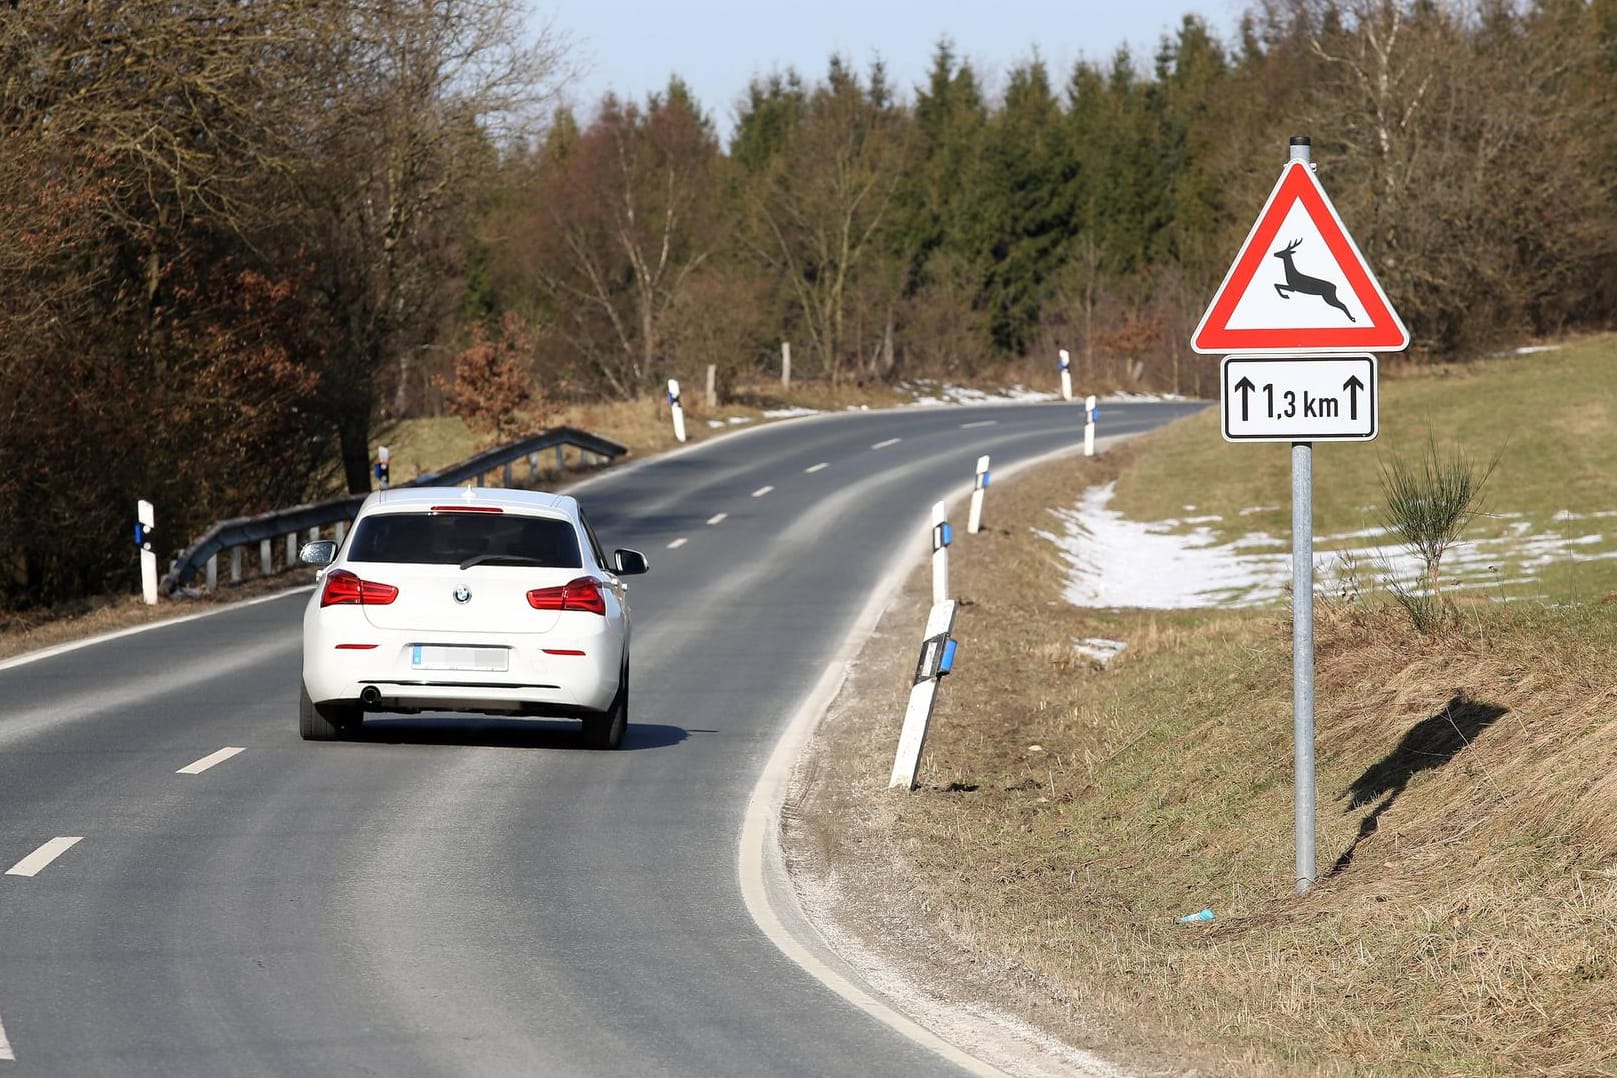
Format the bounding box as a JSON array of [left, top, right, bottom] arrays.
[[458, 554, 554, 570]]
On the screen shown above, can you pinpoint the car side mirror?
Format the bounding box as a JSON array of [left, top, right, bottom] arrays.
[[299, 539, 339, 566], [613, 548, 649, 576]]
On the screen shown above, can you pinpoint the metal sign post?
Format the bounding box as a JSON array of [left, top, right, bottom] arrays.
[[1286, 136, 1318, 895], [1195, 135, 1408, 896]]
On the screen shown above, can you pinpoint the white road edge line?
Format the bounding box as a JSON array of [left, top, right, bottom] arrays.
[[177, 746, 246, 775], [666, 537, 688, 550], [739, 436, 1135, 1078], [6, 837, 83, 878], [960, 420, 998, 429], [0, 1007, 11, 1061], [0, 587, 311, 675], [870, 437, 901, 449], [706, 513, 728, 526], [805, 463, 829, 474], [751, 485, 774, 498]]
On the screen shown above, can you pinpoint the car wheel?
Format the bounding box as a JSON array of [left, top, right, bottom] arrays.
[[300, 683, 360, 741], [582, 663, 628, 751]]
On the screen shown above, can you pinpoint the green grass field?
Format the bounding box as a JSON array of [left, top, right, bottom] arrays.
[[1112, 336, 1617, 601]]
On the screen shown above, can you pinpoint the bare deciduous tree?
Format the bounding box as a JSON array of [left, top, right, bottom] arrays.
[[293, 0, 569, 491], [741, 61, 913, 385], [508, 84, 723, 399]]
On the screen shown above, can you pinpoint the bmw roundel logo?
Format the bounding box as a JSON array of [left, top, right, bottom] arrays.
[[453, 584, 472, 604]]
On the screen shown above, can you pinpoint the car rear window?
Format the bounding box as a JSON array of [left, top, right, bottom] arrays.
[[347, 512, 583, 567]]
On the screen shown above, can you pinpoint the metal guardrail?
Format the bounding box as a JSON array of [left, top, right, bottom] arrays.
[[161, 426, 628, 595]]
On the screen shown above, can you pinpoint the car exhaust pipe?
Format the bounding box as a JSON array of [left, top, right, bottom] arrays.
[[360, 686, 381, 707]]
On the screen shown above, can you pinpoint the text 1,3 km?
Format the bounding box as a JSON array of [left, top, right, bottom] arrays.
[[1220, 355, 1378, 443], [1251, 383, 1362, 421]]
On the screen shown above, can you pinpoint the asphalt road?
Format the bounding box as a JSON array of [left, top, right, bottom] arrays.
[[0, 398, 1202, 1076]]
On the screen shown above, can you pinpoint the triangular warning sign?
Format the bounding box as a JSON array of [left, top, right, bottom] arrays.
[[1192, 160, 1408, 354]]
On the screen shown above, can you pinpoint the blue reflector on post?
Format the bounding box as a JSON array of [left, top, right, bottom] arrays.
[[940, 522, 952, 547], [938, 638, 957, 676]]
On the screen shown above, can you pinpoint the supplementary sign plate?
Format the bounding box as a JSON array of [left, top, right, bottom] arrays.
[[1221, 355, 1377, 442]]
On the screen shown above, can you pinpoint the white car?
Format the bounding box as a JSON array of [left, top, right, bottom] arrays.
[[298, 487, 647, 748]]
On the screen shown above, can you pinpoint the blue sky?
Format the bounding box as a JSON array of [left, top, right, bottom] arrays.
[[538, 1, 1245, 140]]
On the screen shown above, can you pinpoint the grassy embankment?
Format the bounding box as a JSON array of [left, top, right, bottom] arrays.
[[789, 336, 1617, 1075]]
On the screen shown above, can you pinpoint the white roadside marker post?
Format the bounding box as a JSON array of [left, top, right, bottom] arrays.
[[781, 341, 792, 391], [930, 500, 951, 603], [374, 445, 390, 490], [134, 499, 157, 605], [1084, 395, 1098, 457], [967, 455, 990, 534], [667, 378, 687, 443], [1059, 348, 1073, 401], [889, 599, 959, 789]]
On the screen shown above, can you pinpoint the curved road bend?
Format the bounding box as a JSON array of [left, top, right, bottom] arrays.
[[0, 399, 1202, 1077]]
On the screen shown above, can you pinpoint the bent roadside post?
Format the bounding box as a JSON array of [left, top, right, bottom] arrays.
[[889, 599, 959, 789]]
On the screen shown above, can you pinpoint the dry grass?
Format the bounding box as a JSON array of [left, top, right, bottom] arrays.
[[374, 377, 912, 488], [786, 439, 1617, 1076]]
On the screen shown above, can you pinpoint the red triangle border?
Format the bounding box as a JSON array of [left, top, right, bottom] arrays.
[[1191, 161, 1408, 354]]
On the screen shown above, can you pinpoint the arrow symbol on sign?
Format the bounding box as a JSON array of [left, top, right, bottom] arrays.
[[1343, 374, 1365, 421], [1233, 376, 1255, 422]]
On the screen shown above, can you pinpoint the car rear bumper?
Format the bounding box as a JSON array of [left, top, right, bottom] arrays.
[[320, 681, 611, 718], [302, 619, 621, 716]]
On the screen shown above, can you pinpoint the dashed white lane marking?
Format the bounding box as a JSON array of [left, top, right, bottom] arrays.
[[177, 746, 245, 775], [805, 463, 828, 474], [751, 486, 774, 498], [666, 537, 688, 550], [0, 1007, 12, 1060], [6, 837, 82, 878], [960, 419, 997, 429], [871, 437, 901, 449], [707, 513, 728, 526]]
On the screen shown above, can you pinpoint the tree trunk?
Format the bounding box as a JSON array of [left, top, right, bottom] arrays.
[[338, 411, 374, 495]]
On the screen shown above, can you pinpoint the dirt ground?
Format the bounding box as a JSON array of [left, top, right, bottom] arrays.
[[780, 541, 1219, 1078]]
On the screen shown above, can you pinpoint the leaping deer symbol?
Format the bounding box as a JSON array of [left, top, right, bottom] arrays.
[[1272, 238, 1356, 322]]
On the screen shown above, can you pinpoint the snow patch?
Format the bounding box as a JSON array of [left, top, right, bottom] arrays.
[[1073, 638, 1128, 667], [1041, 483, 1617, 609]]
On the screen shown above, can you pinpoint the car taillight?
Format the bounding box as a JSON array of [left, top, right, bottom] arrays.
[[320, 569, 399, 607], [526, 576, 606, 615]]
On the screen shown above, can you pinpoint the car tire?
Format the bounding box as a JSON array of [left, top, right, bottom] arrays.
[[582, 663, 628, 750], [300, 683, 360, 741]]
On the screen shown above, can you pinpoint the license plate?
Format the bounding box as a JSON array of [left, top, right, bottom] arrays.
[[411, 645, 509, 672]]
